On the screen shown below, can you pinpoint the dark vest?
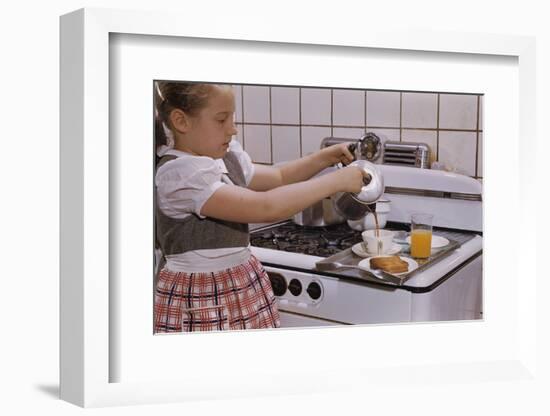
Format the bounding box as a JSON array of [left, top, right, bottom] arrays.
[[155, 151, 250, 256]]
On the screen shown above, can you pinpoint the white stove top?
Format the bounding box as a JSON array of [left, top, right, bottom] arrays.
[[251, 235, 482, 289]]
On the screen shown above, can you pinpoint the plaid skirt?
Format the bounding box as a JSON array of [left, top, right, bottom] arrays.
[[154, 255, 280, 333]]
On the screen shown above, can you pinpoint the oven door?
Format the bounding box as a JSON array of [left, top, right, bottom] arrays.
[[279, 310, 337, 328]]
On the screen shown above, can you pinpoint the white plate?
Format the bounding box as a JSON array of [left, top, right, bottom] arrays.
[[405, 234, 450, 248], [358, 256, 419, 276], [351, 242, 402, 258]]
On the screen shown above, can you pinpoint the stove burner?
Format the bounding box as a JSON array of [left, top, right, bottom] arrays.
[[250, 222, 363, 258], [322, 235, 341, 247]]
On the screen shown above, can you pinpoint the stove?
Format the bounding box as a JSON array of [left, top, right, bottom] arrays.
[[250, 163, 484, 328]]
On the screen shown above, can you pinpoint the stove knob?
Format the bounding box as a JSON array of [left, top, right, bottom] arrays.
[[288, 279, 302, 296], [267, 272, 287, 297], [306, 282, 322, 300]]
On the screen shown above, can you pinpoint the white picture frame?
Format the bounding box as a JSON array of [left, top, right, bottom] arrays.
[[60, 7, 539, 408]]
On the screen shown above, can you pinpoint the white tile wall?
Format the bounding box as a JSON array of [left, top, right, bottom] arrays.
[[301, 126, 331, 156], [243, 124, 271, 163], [271, 87, 300, 125], [232, 84, 483, 178], [232, 85, 243, 123], [301, 88, 331, 125], [477, 132, 483, 177], [243, 86, 270, 123], [367, 91, 400, 128], [332, 127, 365, 139], [439, 94, 478, 130], [272, 126, 301, 164], [402, 92, 438, 128], [479, 96, 483, 130], [438, 131, 477, 176], [333, 89, 364, 126]]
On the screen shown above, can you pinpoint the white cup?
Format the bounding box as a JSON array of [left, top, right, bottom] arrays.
[[361, 229, 395, 255]]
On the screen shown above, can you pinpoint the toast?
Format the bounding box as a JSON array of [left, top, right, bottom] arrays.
[[370, 256, 409, 274]]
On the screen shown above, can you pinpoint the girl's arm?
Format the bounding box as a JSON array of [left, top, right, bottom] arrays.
[[248, 143, 354, 191], [201, 165, 363, 223]]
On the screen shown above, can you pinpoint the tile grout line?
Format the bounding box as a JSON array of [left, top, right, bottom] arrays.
[[330, 88, 334, 137], [269, 86, 273, 164], [436, 93, 440, 162], [364, 90, 368, 134], [299, 88, 303, 158], [399, 92, 403, 142], [475, 95, 480, 178], [235, 121, 481, 133], [241, 85, 246, 151]]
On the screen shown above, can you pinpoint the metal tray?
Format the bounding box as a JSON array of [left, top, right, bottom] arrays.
[[315, 237, 461, 286]]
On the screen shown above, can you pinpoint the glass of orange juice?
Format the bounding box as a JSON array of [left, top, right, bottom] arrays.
[[410, 213, 433, 258]]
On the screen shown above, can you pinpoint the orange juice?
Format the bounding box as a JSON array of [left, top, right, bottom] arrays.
[[410, 229, 432, 258]]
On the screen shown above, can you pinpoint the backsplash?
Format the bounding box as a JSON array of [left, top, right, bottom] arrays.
[[231, 84, 483, 179]]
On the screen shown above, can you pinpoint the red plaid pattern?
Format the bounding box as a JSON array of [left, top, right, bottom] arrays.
[[154, 255, 280, 332]]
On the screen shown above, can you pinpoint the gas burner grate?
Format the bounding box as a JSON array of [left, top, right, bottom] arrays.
[[250, 222, 363, 257]]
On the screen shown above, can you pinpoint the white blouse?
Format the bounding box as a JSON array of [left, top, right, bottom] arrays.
[[155, 140, 256, 272], [156, 140, 255, 219]]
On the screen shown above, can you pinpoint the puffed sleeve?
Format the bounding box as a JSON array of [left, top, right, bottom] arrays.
[[155, 155, 226, 219], [228, 140, 255, 186]]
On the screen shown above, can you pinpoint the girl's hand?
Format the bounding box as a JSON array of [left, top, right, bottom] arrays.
[[320, 143, 355, 167], [336, 165, 365, 193]]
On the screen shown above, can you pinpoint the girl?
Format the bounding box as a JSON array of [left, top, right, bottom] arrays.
[[154, 81, 364, 333]]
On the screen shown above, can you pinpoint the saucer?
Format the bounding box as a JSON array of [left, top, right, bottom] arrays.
[[392, 230, 409, 244], [405, 234, 450, 248], [358, 256, 419, 276], [351, 242, 402, 258]]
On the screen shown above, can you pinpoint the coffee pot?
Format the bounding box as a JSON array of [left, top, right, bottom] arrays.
[[331, 140, 385, 220]]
